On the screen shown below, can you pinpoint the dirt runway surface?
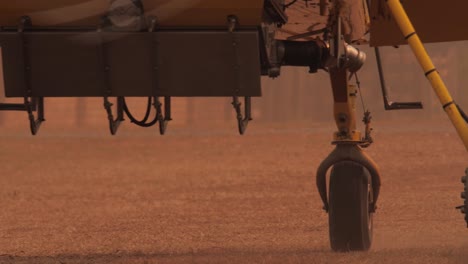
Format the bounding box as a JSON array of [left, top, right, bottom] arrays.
[[1, 120, 468, 263]]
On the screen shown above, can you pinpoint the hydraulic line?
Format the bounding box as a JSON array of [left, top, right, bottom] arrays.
[[122, 97, 158, 127], [457, 104, 468, 123], [385, 0, 468, 151]]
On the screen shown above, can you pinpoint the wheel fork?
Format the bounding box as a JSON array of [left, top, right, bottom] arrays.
[[316, 143, 381, 213]]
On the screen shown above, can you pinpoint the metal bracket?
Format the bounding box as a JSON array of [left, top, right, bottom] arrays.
[[226, 15, 252, 134], [0, 96, 47, 135], [0, 16, 45, 135], [146, 16, 172, 135], [98, 16, 125, 135], [232, 96, 252, 135], [375, 47, 423, 110], [103, 96, 124, 135], [360, 110, 373, 148], [154, 96, 172, 135], [25, 97, 45, 135], [17, 16, 46, 135]]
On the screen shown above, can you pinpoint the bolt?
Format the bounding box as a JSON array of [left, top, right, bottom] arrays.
[[338, 113, 347, 123]]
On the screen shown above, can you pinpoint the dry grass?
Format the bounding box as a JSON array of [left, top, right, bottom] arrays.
[[0, 119, 467, 263]]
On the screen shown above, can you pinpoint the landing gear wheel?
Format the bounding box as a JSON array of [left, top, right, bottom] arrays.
[[458, 168, 468, 227], [328, 161, 373, 251]]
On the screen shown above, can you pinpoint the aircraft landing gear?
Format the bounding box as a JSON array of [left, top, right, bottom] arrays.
[[317, 66, 381, 251]]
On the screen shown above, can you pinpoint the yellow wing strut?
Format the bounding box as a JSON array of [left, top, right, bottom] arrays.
[[385, 0, 468, 151]]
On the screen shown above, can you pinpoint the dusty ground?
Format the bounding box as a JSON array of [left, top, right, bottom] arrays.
[[0, 119, 467, 263]]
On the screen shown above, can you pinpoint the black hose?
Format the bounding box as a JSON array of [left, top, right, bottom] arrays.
[[122, 97, 158, 127], [457, 104, 468, 123]]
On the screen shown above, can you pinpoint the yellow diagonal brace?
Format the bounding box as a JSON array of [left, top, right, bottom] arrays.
[[386, 0, 468, 151]]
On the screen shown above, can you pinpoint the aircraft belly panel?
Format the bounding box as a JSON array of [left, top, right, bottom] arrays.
[[0, 30, 262, 97], [0, 0, 264, 27], [370, 0, 468, 46]]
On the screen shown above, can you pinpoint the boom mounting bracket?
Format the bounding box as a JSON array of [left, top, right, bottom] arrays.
[[0, 16, 45, 135], [374, 47, 423, 110], [231, 96, 252, 135]]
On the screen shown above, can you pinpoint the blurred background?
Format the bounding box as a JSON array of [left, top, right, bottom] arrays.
[[0, 42, 467, 132]]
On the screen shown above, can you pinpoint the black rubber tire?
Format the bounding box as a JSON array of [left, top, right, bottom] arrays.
[[328, 161, 373, 251], [462, 169, 468, 227]]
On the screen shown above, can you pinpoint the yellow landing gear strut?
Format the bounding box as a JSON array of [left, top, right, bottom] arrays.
[[385, 0, 468, 225]]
